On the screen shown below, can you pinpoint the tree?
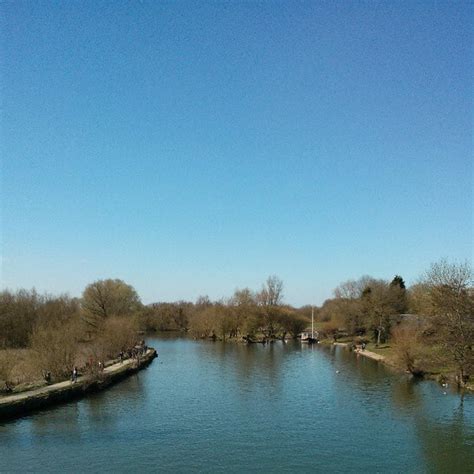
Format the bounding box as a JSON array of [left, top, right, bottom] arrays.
[[423, 260, 473, 386], [250, 276, 284, 339], [407, 282, 434, 315], [255, 276, 284, 338], [360, 279, 397, 346], [96, 316, 139, 359], [230, 288, 257, 337], [257, 275, 284, 307], [214, 305, 236, 341], [82, 279, 141, 329], [143, 302, 190, 332], [320, 297, 365, 335], [231, 288, 256, 307], [0, 290, 80, 349], [392, 323, 426, 376], [389, 275, 408, 314], [30, 319, 81, 381], [189, 306, 218, 339], [0, 289, 42, 348], [280, 310, 308, 339], [333, 275, 375, 299], [195, 295, 212, 308], [391, 275, 406, 289]]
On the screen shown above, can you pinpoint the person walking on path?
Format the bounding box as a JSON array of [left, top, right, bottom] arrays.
[[71, 367, 78, 383]]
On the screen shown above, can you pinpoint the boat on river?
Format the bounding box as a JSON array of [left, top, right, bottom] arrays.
[[301, 307, 318, 344], [300, 332, 318, 344]]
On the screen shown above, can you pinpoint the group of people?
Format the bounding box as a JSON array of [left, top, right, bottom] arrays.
[[50, 340, 149, 385], [351, 341, 366, 352], [119, 340, 148, 364]]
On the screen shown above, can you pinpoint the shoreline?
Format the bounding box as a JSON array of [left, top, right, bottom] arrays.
[[332, 342, 386, 362], [0, 348, 157, 421], [330, 341, 473, 392]]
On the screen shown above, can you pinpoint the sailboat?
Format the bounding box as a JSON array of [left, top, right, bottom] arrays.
[[301, 307, 318, 344]]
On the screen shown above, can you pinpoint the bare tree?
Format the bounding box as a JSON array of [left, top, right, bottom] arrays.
[[360, 279, 404, 346], [231, 288, 256, 307], [0, 290, 79, 349], [82, 279, 141, 329], [407, 282, 435, 315], [280, 309, 308, 339], [96, 316, 139, 359], [29, 319, 81, 381], [189, 306, 217, 339], [423, 260, 473, 386], [333, 276, 376, 299], [254, 276, 284, 339], [257, 275, 284, 306], [0, 289, 42, 348], [392, 323, 426, 376], [229, 288, 257, 337]]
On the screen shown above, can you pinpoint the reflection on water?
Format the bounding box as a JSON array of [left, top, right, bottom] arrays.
[[30, 403, 83, 442], [0, 337, 473, 473], [408, 385, 474, 473]]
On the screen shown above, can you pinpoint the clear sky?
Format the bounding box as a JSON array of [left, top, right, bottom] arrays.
[[1, 1, 472, 306]]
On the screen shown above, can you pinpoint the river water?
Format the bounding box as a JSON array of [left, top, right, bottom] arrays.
[[1, 337, 473, 473]]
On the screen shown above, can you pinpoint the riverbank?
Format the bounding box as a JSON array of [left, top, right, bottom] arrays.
[[0, 348, 157, 421], [327, 341, 387, 361], [327, 341, 473, 392]]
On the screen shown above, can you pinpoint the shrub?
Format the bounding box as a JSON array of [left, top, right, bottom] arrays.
[[29, 319, 81, 381]]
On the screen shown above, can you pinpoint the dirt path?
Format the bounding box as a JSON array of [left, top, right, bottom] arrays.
[[354, 349, 385, 361]]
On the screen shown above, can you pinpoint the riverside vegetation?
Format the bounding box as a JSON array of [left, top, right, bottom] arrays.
[[0, 259, 472, 394]]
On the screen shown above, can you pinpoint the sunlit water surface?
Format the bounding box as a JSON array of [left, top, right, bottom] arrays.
[[1, 337, 473, 473]]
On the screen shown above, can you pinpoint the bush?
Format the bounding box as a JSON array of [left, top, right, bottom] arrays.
[[96, 316, 139, 359], [391, 324, 427, 376], [0, 350, 17, 392], [29, 319, 81, 381]]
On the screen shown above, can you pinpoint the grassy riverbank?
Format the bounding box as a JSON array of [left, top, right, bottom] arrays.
[[317, 338, 473, 391]]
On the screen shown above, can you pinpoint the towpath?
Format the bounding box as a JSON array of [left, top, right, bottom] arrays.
[[0, 349, 154, 407]]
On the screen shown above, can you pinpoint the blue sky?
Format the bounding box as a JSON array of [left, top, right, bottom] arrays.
[[1, 1, 472, 306]]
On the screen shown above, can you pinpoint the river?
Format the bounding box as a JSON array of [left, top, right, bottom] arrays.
[[1, 336, 473, 473]]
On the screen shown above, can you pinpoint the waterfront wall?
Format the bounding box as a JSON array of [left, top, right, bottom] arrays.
[[0, 348, 157, 421]]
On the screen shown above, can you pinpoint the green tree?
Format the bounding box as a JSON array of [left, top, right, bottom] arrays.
[[391, 275, 406, 289], [389, 275, 408, 314]]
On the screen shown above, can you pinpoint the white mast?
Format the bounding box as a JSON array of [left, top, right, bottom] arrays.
[[311, 306, 314, 339]]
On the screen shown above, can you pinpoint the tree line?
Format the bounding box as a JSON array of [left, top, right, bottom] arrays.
[[141, 275, 308, 341], [0, 259, 472, 390], [0, 280, 141, 390], [315, 260, 473, 386]]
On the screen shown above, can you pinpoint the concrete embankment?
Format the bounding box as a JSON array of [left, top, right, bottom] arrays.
[[0, 348, 157, 421]]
